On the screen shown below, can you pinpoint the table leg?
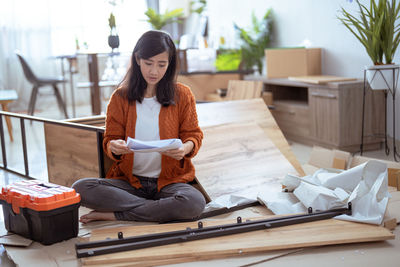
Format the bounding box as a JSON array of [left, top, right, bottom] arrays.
[[87, 53, 101, 115], [1, 103, 13, 142]]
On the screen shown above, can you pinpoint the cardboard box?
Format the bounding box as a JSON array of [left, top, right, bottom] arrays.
[[265, 48, 321, 78], [303, 146, 400, 190]]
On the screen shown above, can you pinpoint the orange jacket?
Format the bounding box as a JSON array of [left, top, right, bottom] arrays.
[[103, 82, 203, 191]]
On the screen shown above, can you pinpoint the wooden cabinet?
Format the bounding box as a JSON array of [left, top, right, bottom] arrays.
[[245, 77, 385, 152], [178, 72, 242, 101], [309, 87, 340, 145]]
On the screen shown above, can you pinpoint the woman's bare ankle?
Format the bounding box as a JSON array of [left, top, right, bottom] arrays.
[[80, 211, 116, 224]]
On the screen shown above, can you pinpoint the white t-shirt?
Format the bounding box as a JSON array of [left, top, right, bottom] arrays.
[[132, 96, 162, 178]]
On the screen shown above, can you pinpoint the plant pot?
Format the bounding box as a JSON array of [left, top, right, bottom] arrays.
[[108, 35, 120, 50], [365, 64, 399, 91]]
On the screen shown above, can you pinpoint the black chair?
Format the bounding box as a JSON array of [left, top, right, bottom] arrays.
[[16, 52, 69, 118]]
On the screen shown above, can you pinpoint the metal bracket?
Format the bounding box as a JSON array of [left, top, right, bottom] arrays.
[[76, 203, 352, 258]]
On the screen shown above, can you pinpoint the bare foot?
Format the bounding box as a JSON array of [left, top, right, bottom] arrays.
[[80, 211, 117, 224]]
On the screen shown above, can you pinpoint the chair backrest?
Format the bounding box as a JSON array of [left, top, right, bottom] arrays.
[[225, 80, 263, 100], [15, 52, 38, 85]]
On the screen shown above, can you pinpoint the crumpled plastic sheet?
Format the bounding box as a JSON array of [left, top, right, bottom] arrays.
[[258, 160, 390, 225]]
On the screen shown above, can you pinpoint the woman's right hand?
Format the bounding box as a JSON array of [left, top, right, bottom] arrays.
[[109, 139, 131, 155]]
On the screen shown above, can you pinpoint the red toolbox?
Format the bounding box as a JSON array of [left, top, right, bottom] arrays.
[[0, 180, 81, 245]]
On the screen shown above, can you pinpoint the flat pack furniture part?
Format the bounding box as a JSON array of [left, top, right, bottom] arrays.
[[43, 98, 304, 194], [80, 214, 394, 266], [196, 99, 304, 176], [76, 205, 352, 258], [192, 121, 298, 201]]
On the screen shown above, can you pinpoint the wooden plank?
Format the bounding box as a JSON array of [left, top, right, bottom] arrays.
[[332, 157, 346, 170], [193, 122, 297, 200], [44, 122, 113, 187], [196, 99, 305, 176], [81, 217, 394, 266], [226, 80, 263, 100], [288, 75, 357, 84]]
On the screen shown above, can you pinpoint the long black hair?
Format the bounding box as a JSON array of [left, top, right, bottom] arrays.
[[119, 30, 177, 106]]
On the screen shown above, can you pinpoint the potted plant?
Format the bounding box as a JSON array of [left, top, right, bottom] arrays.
[[108, 12, 120, 51], [234, 9, 273, 75], [338, 0, 400, 90], [144, 8, 184, 30]]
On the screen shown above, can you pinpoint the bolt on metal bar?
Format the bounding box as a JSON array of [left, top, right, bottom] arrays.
[[76, 204, 352, 258], [0, 114, 7, 168]]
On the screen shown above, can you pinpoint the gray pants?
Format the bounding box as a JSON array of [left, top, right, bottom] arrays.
[[72, 177, 206, 223]]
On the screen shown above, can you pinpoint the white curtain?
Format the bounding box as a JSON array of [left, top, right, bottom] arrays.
[[0, 0, 149, 111]]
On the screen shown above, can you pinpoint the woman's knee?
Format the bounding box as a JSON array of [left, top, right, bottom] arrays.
[[174, 187, 206, 218], [71, 178, 100, 194]]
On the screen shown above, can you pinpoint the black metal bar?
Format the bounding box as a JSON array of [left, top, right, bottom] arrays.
[[0, 110, 106, 180], [0, 110, 104, 133], [96, 131, 105, 178], [20, 118, 29, 176], [385, 91, 389, 155], [0, 166, 35, 180], [393, 84, 399, 162], [76, 204, 352, 258], [0, 114, 7, 168], [360, 69, 367, 155]]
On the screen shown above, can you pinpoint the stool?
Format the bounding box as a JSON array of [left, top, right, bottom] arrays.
[[0, 90, 18, 142]]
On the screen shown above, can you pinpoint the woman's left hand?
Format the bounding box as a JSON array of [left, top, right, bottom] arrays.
[[161, 141, 194, 160]]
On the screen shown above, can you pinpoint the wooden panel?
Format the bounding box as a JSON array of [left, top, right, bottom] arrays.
[[270, 101, 310, 139], [288, 75, 357, 84], [82, 217, 394, 266], [309, 88, 340, 145], [225, 80, 263, 100], [245, 78, 385, 152], [45, 99, 303, 190], [193, 122, 297, 200], [44, 122, 113, 187], [178, 73, 241, 101], [196, 99, 305, 176]]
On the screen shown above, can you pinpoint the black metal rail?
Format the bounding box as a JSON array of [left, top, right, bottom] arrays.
[[76, 203, 352, 258], [0, 111, 106, 179]]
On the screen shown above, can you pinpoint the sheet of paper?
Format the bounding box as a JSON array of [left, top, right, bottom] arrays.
[[258, 160, 390, 225], [126, 137, 182, 153], [203, 194, 255, 213]]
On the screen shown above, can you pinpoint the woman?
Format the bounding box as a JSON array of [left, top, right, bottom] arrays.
[[72, 30, 205, 223]]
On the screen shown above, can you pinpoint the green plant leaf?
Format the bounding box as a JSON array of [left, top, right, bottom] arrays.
[[234, 8, 273, 74], [338, 0, 400, 64], [144, 8, 183, 30]]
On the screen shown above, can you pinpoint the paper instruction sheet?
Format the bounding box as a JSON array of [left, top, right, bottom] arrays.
[[127, 137, 182, 153]]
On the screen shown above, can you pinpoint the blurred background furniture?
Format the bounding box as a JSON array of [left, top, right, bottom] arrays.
[[0, 89, 18, 141], [55, 54, 79, 117], [225, 80, 263, 100], [16, 52, 69, 118], [245, 77, 385, 152]]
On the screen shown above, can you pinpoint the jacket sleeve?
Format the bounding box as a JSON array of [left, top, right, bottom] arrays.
[[103, 90, 127, 162], [178, 84, 203, 158]]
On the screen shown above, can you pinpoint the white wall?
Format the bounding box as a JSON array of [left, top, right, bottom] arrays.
[[207, 0, 400, 141]]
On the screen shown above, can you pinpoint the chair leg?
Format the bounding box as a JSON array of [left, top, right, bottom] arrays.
[[28, 86, 39, 116], [52, 84, 69, 119]]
